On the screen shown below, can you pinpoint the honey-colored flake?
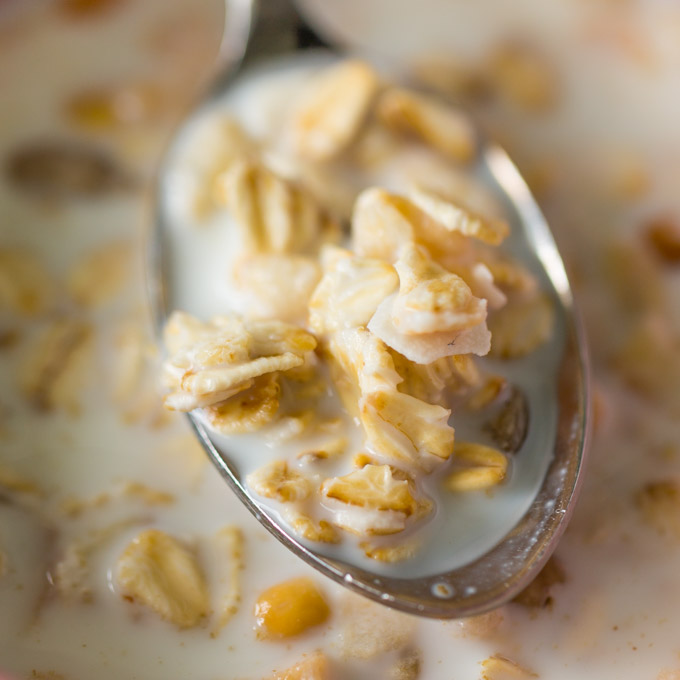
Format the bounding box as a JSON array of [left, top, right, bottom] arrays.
[[377, 88, 476, 162], [488, 42, 557, 113], [0, 248, 53, 316], [445, 442, 507, 492], [254, 576, 330, 640], [210, 526, 244, 635], [512, 556, 565, 609], [409, 186, 509, 246], [291, 60, 379, 161], [0, 464, 43, 497], [203, 374, 281, 434], [233, 254, 321, 322], [288, 514, 340, 544], [297, 436, 348, 464], [361, 389, 454, 470], [162, 312, 315, 412], [116, 529, 209, 628], [480, 654, 537, 679], [392, 245, 487, 335], [247, 460, 312, 503], [20, 319, 92, 414], [487, 291, 554, 359], [360, 541, 418, 563], [309, 246, 399, 334], [644, 215, 680, 264], [467, 375, 506, 411], [219, 159, 337, 256], [67, 241, 131, 307], [636, 481, 680, 539], [271, 651, 330, 680]]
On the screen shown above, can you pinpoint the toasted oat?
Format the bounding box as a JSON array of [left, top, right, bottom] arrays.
[[116, 529, 210, 628], [288, 513, 340, 544], [254, 577, 330, 640], [445, 442, 508, 492], [480, 654, 537, 679], [360, 541, 418, 563], [485, 385, 529, 454], [467, 375, 507, 411], [291, 60, 379, 161], [219, 159, 338, 255], [247, 460, 312, 504], [391, 245, 487, 335], [232, 254, 321, 322], [203, 374, 281, 434], [361, 388, 454, 470], [309, 246, 399, 334], [376, 88, 476, 162], [209, 526, 244, 635], [409, 186, 509, 246], [271, 651, 331, 680], [20, 319, 93, 414], [635, 480, 680, 539], [67, 241, 131, 307], [488, 42, 557, 113], [162, 312, 315, 412], [0, 248, 54, 316], [512, 556, 565, 609], [487, 291, 554, 359]]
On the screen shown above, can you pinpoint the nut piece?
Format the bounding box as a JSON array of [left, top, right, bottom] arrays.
[[377, 88, 476, 162], [247, 460, 312, 503], [480, 654, 538, 679], [309, 246, 399, 334], [486, 385, 529, 454], [271, 651, 330, 680], [0, 247, 53, 316], [254, 576, 330, 640], [445, 442, 508, 492], [291, 60, 379, 161], [116, 529, 209, 629], [644, 215, 680, 264]]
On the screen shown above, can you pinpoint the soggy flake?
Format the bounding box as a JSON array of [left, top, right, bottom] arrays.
[[308, 246, 398, 334], [203, 374, 281, 434], [291, 60, 379, 161], [361, 389, 454, 470], [377, 88, 476, 162], [287, 513, 341, 544], [67, 241, 132, 307], [116, 529, 209, 629], [209, 526, 244, 635], [445, 442, 508, 491], [20, 319, 93, 414], [0, 248, 54, 316], [271, 651, 331, 680], [360, 541, 418, 563], [480, 654, 538, 679], [487, 291, 554, 359], [247, 460, 312, 503]]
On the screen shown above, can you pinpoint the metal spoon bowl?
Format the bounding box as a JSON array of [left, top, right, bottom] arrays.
[[148, 0, 590, 618]]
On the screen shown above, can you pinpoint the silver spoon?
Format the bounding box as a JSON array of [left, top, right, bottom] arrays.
[[148, 0, 590, 618]]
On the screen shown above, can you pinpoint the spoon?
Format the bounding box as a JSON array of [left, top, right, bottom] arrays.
[[148, 0, 590, 618]]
